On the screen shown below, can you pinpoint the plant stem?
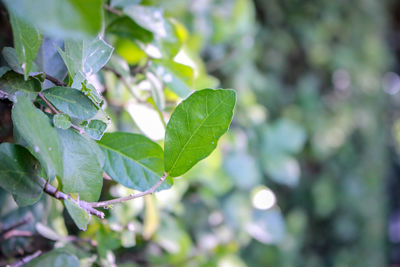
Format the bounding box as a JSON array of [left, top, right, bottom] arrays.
[[104, 4, 122, 16], [45, 74, 66, 87], [103, 66, 146, 103], [10, 251, 42, 267], [38, 93, 84, 134], [40, 178, 105, 219], [88, 173, 168, 208]]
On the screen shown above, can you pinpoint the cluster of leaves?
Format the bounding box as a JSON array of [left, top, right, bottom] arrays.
[[0, 0, 236, 265]]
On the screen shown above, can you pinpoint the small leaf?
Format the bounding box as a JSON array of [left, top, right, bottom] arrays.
[[84, 119, 107, 140], [2, 47, 23, 73], [64, 199, 90, 231], [58, 36, 113, 89], [43, 86, 97, 120], [0, 143, 43, 202], [57, 129, 103, 201], [12, 94, 63, 180], [9, 11, 42, 79], [0, 71, 41, 102], [107, 16, 153, 44], [153, 59, 193, 98], [53, 113, 72, 129], [164, 89, 236, 177], [25, 249, 79, 267], [98, 132, 170, 191], [4, 0, 103, 40]]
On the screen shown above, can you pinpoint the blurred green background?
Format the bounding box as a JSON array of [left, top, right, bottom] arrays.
[[2, 0, 400, 266]]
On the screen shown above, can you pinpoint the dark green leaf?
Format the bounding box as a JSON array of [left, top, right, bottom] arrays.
[[57, 129, 103, 202], [164, 89, 236, 177], [0, 66, 11, 78], [107, 16, 153, 44], [12, 94, 63, 180], [4, 0, 103, 40], [25, 249, 80, 267], [98, 132, 170, 191], [58, 37, 113, 88], [0, 143, 43, 202], [9, 11, 42, 79], [64, 199, 90, 231], [153, 59, 193, 98], [2, 47, 23, 73], [0, 71, 41, 102], [84, 120, 107, 140], [43, 86, 97, 120], [53, 113, 72, 129]]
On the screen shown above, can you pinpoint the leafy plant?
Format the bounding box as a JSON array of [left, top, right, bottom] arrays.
[[0, 1, 235, 265]]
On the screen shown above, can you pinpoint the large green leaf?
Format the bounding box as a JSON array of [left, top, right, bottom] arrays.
[[153, 59, 193, 98], [0, 143, 43, 202], [98, 132, 170, 191], [164, 89, 236, 177], [4, 0, 103, 40], [64, 199, 90, 231], [43, 86, 97, 120], [57, 129, 103, 202], [9, 11, 42, 79], [12, 94, 63, 180], [58, 37, 113, 88], [25, 249, 79, 267], [0, 71, 41, 102]]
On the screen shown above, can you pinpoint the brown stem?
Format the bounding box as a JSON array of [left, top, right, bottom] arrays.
[[38, 93, 85, 134], [45, 74, 66, 87], [41, 178, 105, 219], [89, 173, 168, 208], [0, 216, 32, 236], [104, 4, 122, 16], [10, 251, 42, 267]]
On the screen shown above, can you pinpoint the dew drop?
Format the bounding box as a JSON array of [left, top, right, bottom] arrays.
[[34, 146, 40, 153]]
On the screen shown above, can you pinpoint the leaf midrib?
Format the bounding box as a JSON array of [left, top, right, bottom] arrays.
[[167, 98, 226, 173], [98, 142, 162, 177]]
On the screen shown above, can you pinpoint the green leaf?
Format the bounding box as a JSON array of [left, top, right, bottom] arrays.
[[123, 5, 168, 39], [12, 94, 63, 180], [98, 132, 170, 191], [107, 16, 153, 44], [153, 59, 193, 98], [0, 66, 11, 78], [164, 89, 236, 177], [57, 129, 103, 202], [2, 47, 23, 73], [0, 143, 43, 202], [58, 37, 113, 88], [43, 86, 97, 120], [84, 119, 107, 140], [263, 154, 300, 187], [0, 71, 41, 102], [25, 249, 80, 267], [53, 113, 72, 129], [9, 11, 42, 79], [64, 199, 90, 231], [4, 0, 103, 40]]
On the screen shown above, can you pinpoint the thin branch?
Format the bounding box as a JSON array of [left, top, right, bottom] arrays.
[[89, 173, 168, 208], [45, 74, 66, 87], [9, 251, 42, 267], [131, 59, 151, 76], [3, 230, 33, 240], [38, 93, 85, 134], [41, 178, 105, 219], [103, 66, 146, 103], [0, 216, 32, 236], [104, 4, 122, 16]]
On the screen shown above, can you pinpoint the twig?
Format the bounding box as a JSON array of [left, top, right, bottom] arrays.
[[0, 216, 32, 236], [41, 178, 105, 219], [38, 93, 85, 134], [131, 59, 151, 76], [88, 173, 168, 208], [103, 66, 146, 103], [9, 251, 42, 267], [104, 4, 122, 16], [3, 230, 33, 240], [45, 74, 66, 87]]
